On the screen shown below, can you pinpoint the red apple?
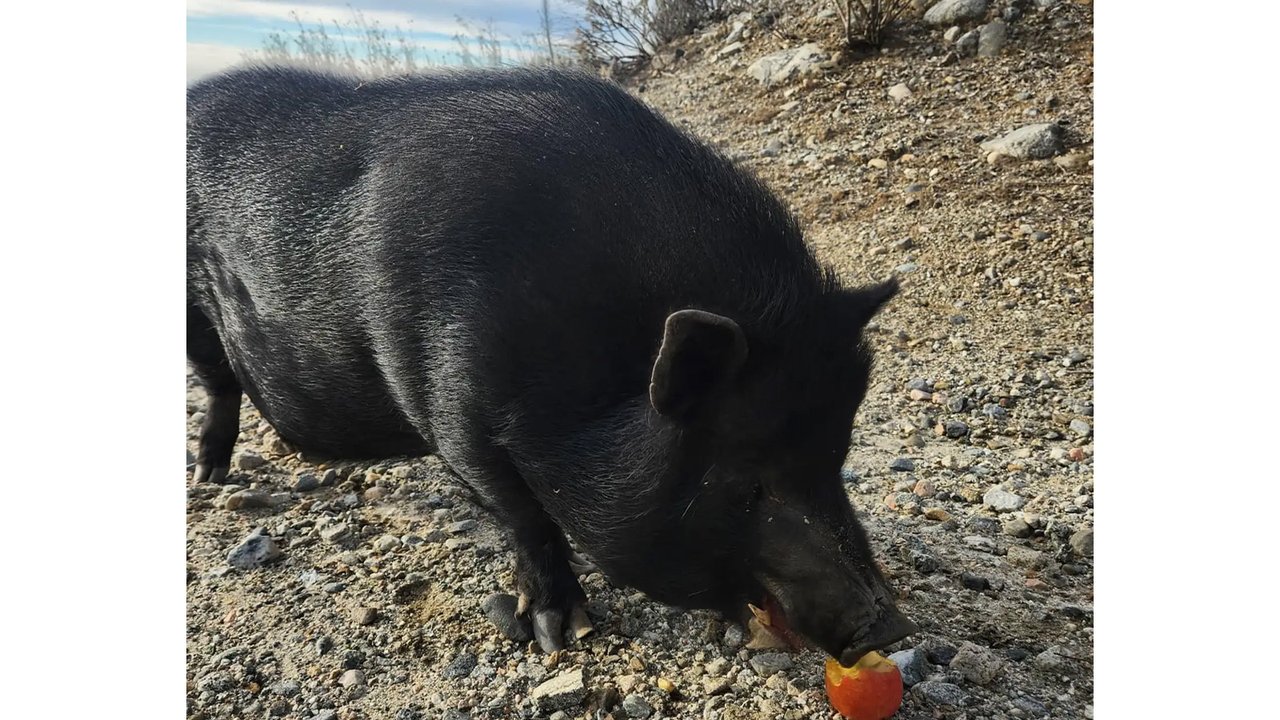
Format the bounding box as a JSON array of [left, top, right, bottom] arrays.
[[824, 651, 904, 720]]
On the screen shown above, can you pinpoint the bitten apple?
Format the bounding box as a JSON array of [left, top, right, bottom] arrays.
[[824, 652, 904, 720]]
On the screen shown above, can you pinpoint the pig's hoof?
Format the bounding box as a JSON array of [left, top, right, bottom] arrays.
[[569, 604, 594, 640], [192, 464, 228, 484], [568, 551, 597, 576], [532, 608, 565, 653]]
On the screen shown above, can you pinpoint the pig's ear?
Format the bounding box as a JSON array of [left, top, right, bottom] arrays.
[[843, 278, 899, 326], [650, 309, 748, 417]]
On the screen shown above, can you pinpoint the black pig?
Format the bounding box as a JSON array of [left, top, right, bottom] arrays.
[[187, 66, 917, 664]]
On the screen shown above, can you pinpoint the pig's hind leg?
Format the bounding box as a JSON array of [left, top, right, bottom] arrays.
[[453, 450, 595, 653], [187, 303, 243, 485]]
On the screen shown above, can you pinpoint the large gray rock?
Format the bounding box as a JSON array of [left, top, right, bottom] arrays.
[[746, 43, 831, 86], [983, 487, 1026, 512], [925, 0, 989, 26], [888, 648, 930, 686], [913, 680, 969, 706], [980, 123, 1065, 159]]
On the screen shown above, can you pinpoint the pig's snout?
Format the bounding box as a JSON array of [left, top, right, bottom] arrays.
[[837, 609, 919, 668]]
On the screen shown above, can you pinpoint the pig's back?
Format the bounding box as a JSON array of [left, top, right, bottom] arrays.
[[186, 66, 826, 454]]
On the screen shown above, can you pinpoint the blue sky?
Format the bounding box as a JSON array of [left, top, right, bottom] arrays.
[[187, 0, 582, 83]]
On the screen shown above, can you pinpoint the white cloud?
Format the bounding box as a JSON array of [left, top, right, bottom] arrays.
[[187, 41, 252, 85]]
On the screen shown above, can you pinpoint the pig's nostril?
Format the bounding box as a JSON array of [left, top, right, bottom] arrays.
[[838, 611, 919, 667]]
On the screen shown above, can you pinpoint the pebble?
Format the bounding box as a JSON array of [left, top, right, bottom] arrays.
[[339, 669, 365, 688], [943, 26, 961, 43], [950, 642, 1002, 685], [907, 377, 933, 392], [960, 573, 991, 591], [481, 593, 532, 642], [914, 680, 969, 706], [224, 489, 270, 511], [983, 487, 1026, 512], [294, 472, 319, 492], [442, 651, 478, 680], [703, 677, 732, 695], [966, 515, 1002, 534], [723, 623, 747, 647], [1069, 419, 1093, 437], [909, 388, 932, 401], [914, 479, 936, 497], [1070, 528, 1094, 557], [868, 158, 889, 169], [447, 519, 477, 534], [233, 450, 266, 471], [310, 711, 338, 720], [319, 523, 351, 544], [956, 29, 979, 57], [227, 530, 281, 569], [1033, 646, 1068, 670], [749, 652, 793, 677], [531, 668, 586, 712], [888, 648, 929, 686], [889, 457, 915, 472], [621, 694, 653, 718], [888, 83, 912, 102], [924, 508, 951, 522], [270, 680, 301, 697], [374, 534, 401, 553], [1014, 697, 1050, 716], [761, 139, 782, 157], [840, 467, 858, 484], [963, 535, 998, 553], [1003, 517, 1033, 538], [938, 420, 969, 438], [983, 403, 1008, 420], [353, 607, 378, 626], [896, 262, 920, 274]]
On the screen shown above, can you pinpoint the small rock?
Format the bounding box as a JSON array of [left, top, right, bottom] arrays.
[[339, 669, 365, 688], [1033, 646, 1068, 670], [909, 388, 932, 401], [657, 677, 676, 693], [445, 519, 476, 534], [983, 487, 1026, 512], [924, 0, 988, 26], [1069, 419, 1093, 437], [960, 572, 991, 591], [1003, 517, 1033, 538], [950, 642, 1002, 685], [442, 651, 478, 680], [963, 535, 998, 553], [353, 607, 378, 626], [531, 667, 586, 713], [761, 139, 782, 157], [889, 457, 915, 472], [924, 508, 951, 522], [888, 83, 912, 102], [703, 677, 731, 696], [914, 479, 937, 497], [319, 523, 351, 544], [888, 648, 929, 686], [481, 593, 531, 642], [723, 623, 747, 648], [868, 158, 889, 169], [224, 489, 270, 511], [914, 680, 969, 706], [977, 20, 1007, 57], [294, 472, 319, 492], [896, 262, 920, 274], [943, 26, 962, 43], [1015, 697, 1050, 716], [749, 652, 793, 677], [718, 41, 745, 58], [980, 123, 1065, 159], [621, 694, 652, 718], [227, 531, 281, 569], [234, 450, 266, 471], [938, 420, 970, 439], [1070, 528, 1094, 557], [1054, 152, 1090, 170], [956, 29, 979, 57]]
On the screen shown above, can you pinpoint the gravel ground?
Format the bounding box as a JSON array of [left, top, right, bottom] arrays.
[[186, 3, 1094, 718]]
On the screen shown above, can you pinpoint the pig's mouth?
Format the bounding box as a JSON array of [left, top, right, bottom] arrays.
[[746, 591, 807, 651]]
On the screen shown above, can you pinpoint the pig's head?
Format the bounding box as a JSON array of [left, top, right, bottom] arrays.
[[647, 276, 916, 666]]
